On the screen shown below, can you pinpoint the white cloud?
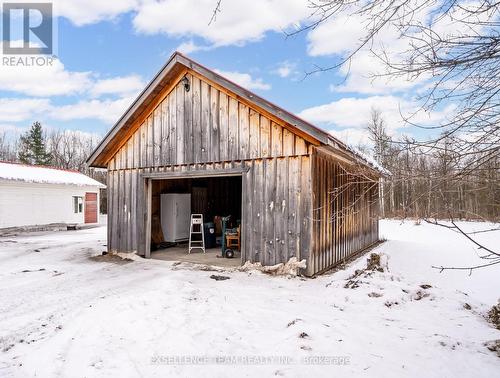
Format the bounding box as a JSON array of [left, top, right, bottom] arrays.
[[329, 50, 421, 94], [0, 98, 51, 122], [214, 69, 271, 91], [0, 94, 135, 125], [54, 0, 138, 26], [0, 55, 146, 99], [133, 0, 309, 47], [298, 95, 455, 132], [49, 97, 135, 124], [329, 128, 371, 147], [307, 13, 367, 57], [0, 58, 92, 97], [299, 96, 402, 129], [305, 3, 491, 96], [90, 75, 145, 98], [176, 40, 202, 54], [0, 55, 145, 114], [38, 0, 313, 45], [176, 40, 214, 54], [305, 7, 429, 95], [273, 61, 297, 78]]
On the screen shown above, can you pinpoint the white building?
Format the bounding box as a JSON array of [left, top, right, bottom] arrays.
[[0, 162, 105, 229]]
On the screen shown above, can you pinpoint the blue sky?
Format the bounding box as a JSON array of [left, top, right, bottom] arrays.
[[0, 1, 454, 147]]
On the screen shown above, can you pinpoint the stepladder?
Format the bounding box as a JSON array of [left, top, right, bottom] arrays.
[[188, 214, 205, 253]]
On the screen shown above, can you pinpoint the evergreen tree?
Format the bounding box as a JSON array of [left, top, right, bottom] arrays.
[[18, 122, 52, 165]]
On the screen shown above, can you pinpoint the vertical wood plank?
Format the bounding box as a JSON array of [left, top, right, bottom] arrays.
[[169, 89, 177, 165], [192, 76, 202, 163], [176, 83, 185, 164], [249, 109, 260, 159], [133, 131, 139, 169], [253, 159, 263, 263], [201, 80, 210, 162], [219, 92, 228, 161], [257, 159, 269, 265], [295, 137, 307, 155], [130, 169, 137, 252], [118, 170, 125, 252], [239, 103, 250, 159], [147, 115, 154, 167], [271, 122, 282, 157], [125, 138, 132, 169], [260, 116, 270, 157], [145, 178, 152, 258], [184, 73, 193, 164], [275, 158, 286, 264], [158, 98, 166, 166], [296, 157, 303, 262], [300, 156, 312, 275], [153, 106, 161, 166], [228, 97, 238, 160], [136, 171, 144, 256], [125, 170, 131, 251], [242, 160, 254, 263], [267, 158, 277, 265], [107, 170, 113, 251], [287, 157, 298, 260], [283, 129, 295, 156], [114, 147, 121, 170], [210, 86, 220, 162]]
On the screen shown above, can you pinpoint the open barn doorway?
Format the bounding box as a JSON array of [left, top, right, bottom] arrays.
[[148, 174, 243, 267]]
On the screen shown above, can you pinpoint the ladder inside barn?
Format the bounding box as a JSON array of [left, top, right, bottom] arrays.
[[188, 214, 205, 254]]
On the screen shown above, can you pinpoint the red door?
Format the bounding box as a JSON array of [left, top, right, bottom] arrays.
[[84, 192, 98, 224]]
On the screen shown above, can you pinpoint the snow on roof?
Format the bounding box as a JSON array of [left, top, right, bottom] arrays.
[[344, 144, 392, 176], [0, 162, 106, 188]]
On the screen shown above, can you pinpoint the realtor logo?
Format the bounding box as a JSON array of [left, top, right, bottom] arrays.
[[2, 2, 53, 54]]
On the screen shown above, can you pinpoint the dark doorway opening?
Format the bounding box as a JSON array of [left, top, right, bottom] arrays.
[[149, 175, 243, 267]]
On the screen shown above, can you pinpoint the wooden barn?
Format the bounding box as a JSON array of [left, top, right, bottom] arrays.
[[87, 52, 381, 276]]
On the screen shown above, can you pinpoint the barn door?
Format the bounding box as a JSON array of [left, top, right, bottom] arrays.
[[84, 192, 98, 223]]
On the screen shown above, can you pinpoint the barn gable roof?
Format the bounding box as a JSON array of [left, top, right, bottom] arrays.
[[0, 161, 105, 188], [87, 52, 382, 173]]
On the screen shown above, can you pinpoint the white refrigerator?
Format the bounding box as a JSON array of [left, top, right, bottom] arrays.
[[160, 193, 191, 242]]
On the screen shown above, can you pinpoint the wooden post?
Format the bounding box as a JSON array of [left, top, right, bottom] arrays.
[[145, 178, 152, 258]]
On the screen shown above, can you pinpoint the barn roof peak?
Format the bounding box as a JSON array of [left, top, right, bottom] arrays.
[[87, 51, 382, 173]]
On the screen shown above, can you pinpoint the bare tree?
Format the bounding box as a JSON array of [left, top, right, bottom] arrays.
[[363, 108, 499, 271], [47, 129, 107, 213], [215, 1, 500, 271], [0, 132, 18, 162], [47, 130, 101, 173], [292, 2, 499, 271], [301, 1, 499, 162]]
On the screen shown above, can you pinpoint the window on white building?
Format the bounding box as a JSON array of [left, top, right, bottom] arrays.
[[73, 196, 83, 213]]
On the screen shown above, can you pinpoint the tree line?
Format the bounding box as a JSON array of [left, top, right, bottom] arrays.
[[364, 108, 498, 222], [0, 122, 107, 212]]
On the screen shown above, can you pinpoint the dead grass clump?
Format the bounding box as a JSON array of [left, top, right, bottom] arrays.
[[484, 340, 500, 358], [487, 301, 500, 330], [367, 253, 382, 271]]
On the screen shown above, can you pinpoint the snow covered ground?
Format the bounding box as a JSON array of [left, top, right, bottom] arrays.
[[0, 220, 498, 377]]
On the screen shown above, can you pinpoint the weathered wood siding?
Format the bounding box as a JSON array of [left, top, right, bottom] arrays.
[[309, 148, 379, 275], [110, 72, 310, 171], [105, 71, 313, 269], [106, 158, 312, 267], [242, 156, 312, 266], [104, 70, 379, 276]]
